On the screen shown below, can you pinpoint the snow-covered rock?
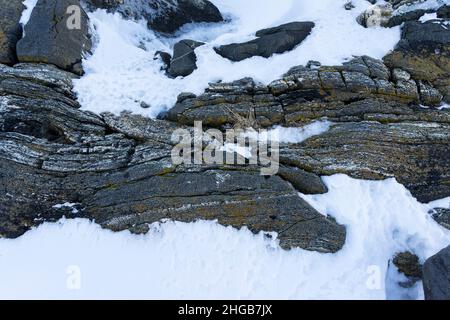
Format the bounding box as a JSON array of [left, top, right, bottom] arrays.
[[85, 0, 223, 33]]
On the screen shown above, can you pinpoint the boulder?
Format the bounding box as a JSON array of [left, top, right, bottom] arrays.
[[168, 39, 204, 77], [214, 22, 315, 62], [0, 0, 24, 65], [423, 246, 450, 300], [85, 0, 223, 34], [16, 0, 92, 75]]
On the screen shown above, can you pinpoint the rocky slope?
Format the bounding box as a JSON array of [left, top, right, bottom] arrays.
[[0, 0, 449, 298]]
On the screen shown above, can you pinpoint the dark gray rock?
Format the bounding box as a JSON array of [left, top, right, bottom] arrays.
[[154, 50, 171, 71], [163, 56, 450, 202], [397, 20, 450, 51], [85, 0, 223, 34], [16, 0, 92, 75], [0, 0, 24, 65], [385, 9, 431, 27], [168, 39, 204, 78], [429, 208, 450, 230], [215, 22, 314, 62], [86, 0, 123, 9], [437, 5, 450, 19], [0, 62, 346, 253], [423, 246, 450, 300], [278, 166, 328, 194]]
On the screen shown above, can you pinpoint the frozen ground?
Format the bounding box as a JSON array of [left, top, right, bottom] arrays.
[[73, 0, 401, 117], [0, 175, 448, 300]]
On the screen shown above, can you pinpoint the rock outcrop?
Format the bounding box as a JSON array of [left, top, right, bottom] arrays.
[[0, 3, 448, 261], [383, 20, 450, 102], [422, 245, 450, 300], [0, 62, 346, 253], [215, 22, 315, 62], [85, 0, 223, 34], [162, 55, 449, 203], [0, 0, 24, 65], [16, 0, 92, 75]]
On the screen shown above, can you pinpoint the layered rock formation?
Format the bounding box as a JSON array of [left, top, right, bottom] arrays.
[[0, 1, 448, 300], [0, 62, 346, 253], [162, 54, 449, 202]]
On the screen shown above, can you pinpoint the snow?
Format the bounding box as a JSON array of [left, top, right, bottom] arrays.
[[419, 12, 438, 21], [249, 120, 332, 144], [52, 203, 80, 214], [20, 0, 38, 27], [222, 120, 331, 159], [0, 175, 448, 299], [73, 0, 401, 117]]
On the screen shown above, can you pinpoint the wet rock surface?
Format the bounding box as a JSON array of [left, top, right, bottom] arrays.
[[16, 0, 92, 75]]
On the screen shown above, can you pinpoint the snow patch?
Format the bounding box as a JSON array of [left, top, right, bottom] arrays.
[[249, 120, 332, 144], [52, 203, 80, 214], [20, 0, 38, 27], [0, 175, 448, 299]]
